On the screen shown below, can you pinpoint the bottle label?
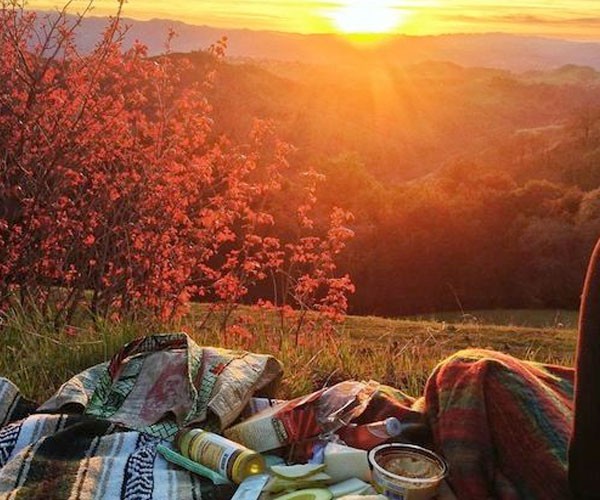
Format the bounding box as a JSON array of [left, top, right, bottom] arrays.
[[188, 431, 243, 479]]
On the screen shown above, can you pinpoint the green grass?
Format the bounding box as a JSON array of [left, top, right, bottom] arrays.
[[0, 305, 578, 404], [409, 309, 579, 329]]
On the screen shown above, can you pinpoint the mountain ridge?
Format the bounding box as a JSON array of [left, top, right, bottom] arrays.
[[31, 11, 600, 71]]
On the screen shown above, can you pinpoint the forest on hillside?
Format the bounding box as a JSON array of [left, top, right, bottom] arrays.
[[182, 52, 600, 315], [4, 4, 600, 320]]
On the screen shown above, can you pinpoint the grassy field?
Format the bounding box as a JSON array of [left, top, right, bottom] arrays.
[[0, 306, 578, 404], [409, 309, 579, 329]]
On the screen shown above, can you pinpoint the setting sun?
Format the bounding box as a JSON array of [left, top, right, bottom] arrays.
[[328, 0, 409, 34]]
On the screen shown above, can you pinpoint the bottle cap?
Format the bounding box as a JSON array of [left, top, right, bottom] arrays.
[[384, 417, 402, 437]]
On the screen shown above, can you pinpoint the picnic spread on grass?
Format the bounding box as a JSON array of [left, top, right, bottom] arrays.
[[0, 332, 574, 499]]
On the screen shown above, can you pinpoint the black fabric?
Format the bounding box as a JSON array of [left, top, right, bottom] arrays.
[[569, 238, 600, 499]]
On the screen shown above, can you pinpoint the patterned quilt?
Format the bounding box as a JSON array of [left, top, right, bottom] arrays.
[[0, 333, 282, 499]]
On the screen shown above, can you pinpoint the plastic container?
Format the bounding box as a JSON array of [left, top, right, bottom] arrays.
[[368, 444, 448, 500], [176, 428, 265, 484]]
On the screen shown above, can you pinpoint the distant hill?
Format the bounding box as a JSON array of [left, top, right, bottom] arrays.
[[33, 12, 600, 72], [179, 50, 600, 182]]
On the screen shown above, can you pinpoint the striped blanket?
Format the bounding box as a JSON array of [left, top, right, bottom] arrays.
[[424, 348, 574, 499], [0, 333, 282, 499]]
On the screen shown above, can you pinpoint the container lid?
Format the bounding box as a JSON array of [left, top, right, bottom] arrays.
[[368, 443, 448, 484]]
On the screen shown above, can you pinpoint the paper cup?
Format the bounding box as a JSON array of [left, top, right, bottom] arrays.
[[368, 444, 448, 500]]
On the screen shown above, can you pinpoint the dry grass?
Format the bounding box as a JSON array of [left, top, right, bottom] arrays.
[[0, 304, 577, 403]]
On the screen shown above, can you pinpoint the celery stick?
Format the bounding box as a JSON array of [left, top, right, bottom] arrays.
[[156, 444, 231, 485]]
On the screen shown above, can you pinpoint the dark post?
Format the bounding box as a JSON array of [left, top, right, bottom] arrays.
[[570, 239, 600, 499]]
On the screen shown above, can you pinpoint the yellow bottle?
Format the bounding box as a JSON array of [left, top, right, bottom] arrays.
[[176, 428, 265, 484]]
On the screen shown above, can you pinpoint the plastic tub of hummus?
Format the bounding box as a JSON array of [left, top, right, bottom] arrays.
[[368, 444, 448, 500]]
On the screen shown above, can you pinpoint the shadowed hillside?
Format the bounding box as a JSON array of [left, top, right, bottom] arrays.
[[173, 53, 600, 315]]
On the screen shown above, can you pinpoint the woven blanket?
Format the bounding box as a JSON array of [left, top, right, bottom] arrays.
[[424, 348, 574, 499], [0, 333, 282, 499]]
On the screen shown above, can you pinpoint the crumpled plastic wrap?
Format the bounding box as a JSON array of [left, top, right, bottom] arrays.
[[224, 380, 380, 458]]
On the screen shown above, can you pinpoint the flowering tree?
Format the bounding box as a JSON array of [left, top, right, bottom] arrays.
[[0, 0, 353, 336], [266, 170, 355, 345]]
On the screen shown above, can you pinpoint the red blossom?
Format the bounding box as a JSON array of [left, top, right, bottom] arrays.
[[0, 1, 354, 338]]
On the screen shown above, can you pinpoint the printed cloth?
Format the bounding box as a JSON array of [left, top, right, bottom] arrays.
[[424, 348, 574, 499], [0, 333, 282, 499]]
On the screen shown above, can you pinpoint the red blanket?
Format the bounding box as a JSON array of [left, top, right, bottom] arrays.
[[424, 349, 573, 499]]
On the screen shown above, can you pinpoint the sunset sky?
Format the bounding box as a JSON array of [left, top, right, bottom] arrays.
[[27, 0, 600, 39]]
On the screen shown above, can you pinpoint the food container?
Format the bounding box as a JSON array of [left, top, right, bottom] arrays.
[[368, 444, 448, 500]]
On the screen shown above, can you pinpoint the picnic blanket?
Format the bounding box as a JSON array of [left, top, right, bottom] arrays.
[[425, 348, 574, 499], [0, 334, 575, 499], [0, 333, 283, 499]]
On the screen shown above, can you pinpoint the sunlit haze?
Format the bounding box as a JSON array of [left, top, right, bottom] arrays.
[[328, 1, 410, 34], [26, 0, 600, 40]]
